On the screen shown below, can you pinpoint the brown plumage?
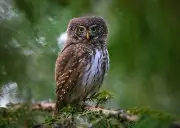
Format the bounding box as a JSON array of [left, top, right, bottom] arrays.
[[54, 16, 109, 114]]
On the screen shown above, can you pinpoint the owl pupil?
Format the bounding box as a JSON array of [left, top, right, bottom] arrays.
[[91, 27, 96, 32], [78, 27, 84, 32]]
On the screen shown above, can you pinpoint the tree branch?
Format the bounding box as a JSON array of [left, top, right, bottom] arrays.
[[31, 103, 138, 121], [2, 102, 138, 128]]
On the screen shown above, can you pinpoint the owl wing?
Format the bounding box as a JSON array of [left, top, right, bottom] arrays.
[[104, 46, 109, 74], [55, 43, 90, 109]]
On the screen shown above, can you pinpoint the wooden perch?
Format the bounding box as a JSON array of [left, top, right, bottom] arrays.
[[1, 102, 138, 128], [31, 103, 138, 121], [3, 102, 138, 122], [1, 102, 177, 128], [32, 103, 55, 112], [85, 106, 138, 122]]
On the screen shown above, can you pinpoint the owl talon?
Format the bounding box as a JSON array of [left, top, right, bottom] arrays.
[[95, 104, 105, 109]]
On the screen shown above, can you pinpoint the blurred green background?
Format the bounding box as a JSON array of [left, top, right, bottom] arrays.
[[0, 0, 180, 117]]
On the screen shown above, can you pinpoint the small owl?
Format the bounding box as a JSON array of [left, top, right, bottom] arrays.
[[55, 16, 109, 113]]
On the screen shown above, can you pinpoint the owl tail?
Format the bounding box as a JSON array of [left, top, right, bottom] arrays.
[[53, 99, 65, 116]]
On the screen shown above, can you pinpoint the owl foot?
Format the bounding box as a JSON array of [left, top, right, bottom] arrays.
[[95, 104, 105, 109]]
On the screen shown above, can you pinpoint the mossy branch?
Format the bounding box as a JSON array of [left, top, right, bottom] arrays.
[[0, 91, 139, 128], [2, 91, 178, 128]]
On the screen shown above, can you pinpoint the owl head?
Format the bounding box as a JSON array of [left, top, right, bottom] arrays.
[[66, 16, 108, 43]]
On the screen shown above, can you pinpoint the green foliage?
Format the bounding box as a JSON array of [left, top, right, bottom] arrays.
[[45, 108, 133, 128], [0, 104, 50, 128], [0, 96, 178, 128], [129, 107, 178, 128], [89, 90, 113, 106], [41, 106, 178, 128], [43, 91, 132, 128], [107, 0, 180, 115]]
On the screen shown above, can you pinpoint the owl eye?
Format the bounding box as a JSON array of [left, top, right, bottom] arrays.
[[91, 27, 97, 32], [78, 27, 84, 32]]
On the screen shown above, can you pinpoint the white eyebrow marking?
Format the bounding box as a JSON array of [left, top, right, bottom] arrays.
[[89, 25, 97, 28], [78, 25, 86, 29]]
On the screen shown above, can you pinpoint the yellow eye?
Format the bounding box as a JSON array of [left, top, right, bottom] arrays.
[[91, 27, 97, 32], [78, 27, 84, 32]]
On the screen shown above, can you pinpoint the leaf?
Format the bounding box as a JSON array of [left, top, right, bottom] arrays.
[[90, 90, 113, 106]]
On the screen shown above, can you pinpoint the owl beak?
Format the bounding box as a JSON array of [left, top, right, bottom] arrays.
[[86, 32, 90, 40]]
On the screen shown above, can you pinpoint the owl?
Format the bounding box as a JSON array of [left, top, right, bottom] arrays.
[[54, 16, 109, 114]]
